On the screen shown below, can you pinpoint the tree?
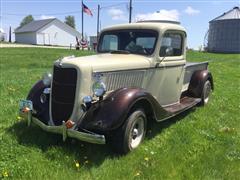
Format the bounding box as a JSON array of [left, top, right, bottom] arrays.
[[64, 16, 76, 29], [20, 15, 34, 27]]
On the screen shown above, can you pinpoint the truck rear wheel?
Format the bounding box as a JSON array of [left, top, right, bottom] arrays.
[[109, 109, 147, 154], [200, 80, 212, 106]]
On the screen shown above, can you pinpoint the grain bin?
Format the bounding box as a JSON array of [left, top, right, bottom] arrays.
[[208, 7, 240, 53]]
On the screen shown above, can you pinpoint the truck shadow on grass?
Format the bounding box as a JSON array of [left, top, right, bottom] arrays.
[[8, 121, 111, 168], [146, 107, 197, 139], [8, 107, 196, 168]]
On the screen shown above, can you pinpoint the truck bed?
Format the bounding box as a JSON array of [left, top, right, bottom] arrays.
[[182, 62, 208, 92]]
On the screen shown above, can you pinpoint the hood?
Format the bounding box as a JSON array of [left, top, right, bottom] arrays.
[[59, 53, 151, 72], [52, 53, 152, 123]]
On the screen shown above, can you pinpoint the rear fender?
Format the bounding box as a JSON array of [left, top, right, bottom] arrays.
[[188, 70, 214, 98], [80, 88, 168, 132]]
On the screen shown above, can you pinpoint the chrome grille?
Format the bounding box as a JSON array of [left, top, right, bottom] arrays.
[[51, 66, 77, 126], [103, 71, 145, 91]]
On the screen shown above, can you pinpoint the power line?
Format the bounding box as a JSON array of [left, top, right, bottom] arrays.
[[3, 11, 81, 16], [3, 0, 238, 2], [2, 2, 127, 16], [100, 2, 126, 10]]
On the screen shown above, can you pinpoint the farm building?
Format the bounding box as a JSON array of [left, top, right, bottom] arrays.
[[207, 6, 240, 53], [15, 18, 81, 46], [0, 28, 6, 41]]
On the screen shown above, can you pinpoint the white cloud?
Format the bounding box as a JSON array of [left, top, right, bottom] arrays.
[[108, 8, 127, 21], [184, 6, 200, 15], [135, 9, 180, 22], [40, 15, 55, 20]]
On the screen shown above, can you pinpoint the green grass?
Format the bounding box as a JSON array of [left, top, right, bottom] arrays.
[[0, 48, 239, 179]]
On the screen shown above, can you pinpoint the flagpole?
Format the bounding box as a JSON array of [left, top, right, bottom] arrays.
[[81, 0, 84, 41], [97, 4, 100, 40]]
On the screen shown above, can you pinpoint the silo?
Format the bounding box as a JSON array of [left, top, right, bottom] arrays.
[[208, 6, 240, 53]]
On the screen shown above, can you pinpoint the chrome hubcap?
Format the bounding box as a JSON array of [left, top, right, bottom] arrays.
[[132, 128, 138, 139], [130, 117, 144, 149], [204, 82, 211, 104]]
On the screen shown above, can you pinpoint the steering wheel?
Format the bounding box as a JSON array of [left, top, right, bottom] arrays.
[[143, 48, 152, 54]]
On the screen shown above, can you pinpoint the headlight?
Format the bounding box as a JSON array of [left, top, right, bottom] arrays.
[[82, 96, 92, 104], [92, 81, 106, 97], [82, 96, 93, 111], [42, 72, 52, 86]]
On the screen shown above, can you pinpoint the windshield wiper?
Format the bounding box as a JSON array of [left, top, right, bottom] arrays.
[[110, 50, 130, 54]]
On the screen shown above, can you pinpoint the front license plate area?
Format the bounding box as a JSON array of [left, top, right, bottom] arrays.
[[19, 100, 33, 111]]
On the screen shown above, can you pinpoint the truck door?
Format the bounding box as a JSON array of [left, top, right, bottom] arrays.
[[148, 31, 186, 106]]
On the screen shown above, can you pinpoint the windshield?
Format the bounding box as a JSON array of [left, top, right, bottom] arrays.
[[98, 29, 158, 56]]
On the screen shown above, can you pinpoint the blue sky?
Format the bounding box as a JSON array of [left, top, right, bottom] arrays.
[[1, 0, 239, 48]]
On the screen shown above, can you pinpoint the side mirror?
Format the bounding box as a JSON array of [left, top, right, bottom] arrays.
[[165, 47, 173, 56]]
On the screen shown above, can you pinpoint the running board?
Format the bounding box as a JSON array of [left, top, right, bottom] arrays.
[[163, 96, 201, 114]]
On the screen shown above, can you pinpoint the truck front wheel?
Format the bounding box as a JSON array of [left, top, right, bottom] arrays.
[[109, 109, 147, 154]]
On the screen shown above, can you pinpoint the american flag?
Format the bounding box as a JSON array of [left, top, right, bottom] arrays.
[[82, 3, 93, 16]]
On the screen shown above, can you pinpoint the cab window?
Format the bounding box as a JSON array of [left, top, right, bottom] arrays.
[[160, 33, 183, 57], [136, 37, 156, 49], [98, 30, 158, 55], [100, 34, 118, 51]]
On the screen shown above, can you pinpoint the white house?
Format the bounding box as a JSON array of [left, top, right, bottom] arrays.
[[15, 18, 81, 46], [0, 28, 6, 41]]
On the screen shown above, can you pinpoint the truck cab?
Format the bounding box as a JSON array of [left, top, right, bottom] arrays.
[[20, 20, 213, 154]]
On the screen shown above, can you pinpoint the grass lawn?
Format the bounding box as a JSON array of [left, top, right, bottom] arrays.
[[0, 48, 239, 179]]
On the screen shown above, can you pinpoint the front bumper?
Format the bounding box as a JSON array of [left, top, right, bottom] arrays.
[[19, 103, 106, 145]]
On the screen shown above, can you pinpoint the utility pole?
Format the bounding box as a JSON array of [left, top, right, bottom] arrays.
[[97, 4, 100, 39], [129, 0, 133, 23], [9, 26, 12, 43]]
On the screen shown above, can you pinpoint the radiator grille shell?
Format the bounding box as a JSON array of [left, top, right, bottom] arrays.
[[51, 66, 77, 125]]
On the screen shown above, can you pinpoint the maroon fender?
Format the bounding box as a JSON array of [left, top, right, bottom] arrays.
[[27, 80, 50, 124], [79, 88, 169, 132], [188, 70, 214, 98]]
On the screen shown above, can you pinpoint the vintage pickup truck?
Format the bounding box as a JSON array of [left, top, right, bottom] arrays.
[[19, 20, 213, 153]]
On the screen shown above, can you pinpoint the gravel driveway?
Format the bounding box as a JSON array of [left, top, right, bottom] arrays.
[[0, 43, 71, 49]]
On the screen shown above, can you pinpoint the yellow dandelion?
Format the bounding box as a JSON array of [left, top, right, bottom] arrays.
[[144, 157, 149, 161], [8, 87, 16, 92], [134, 172, 141, 177], [75, 162, 80, 168], [17, 116, 22, 120], [2, 171, 9, 177], [84, 160, 89, 164]]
